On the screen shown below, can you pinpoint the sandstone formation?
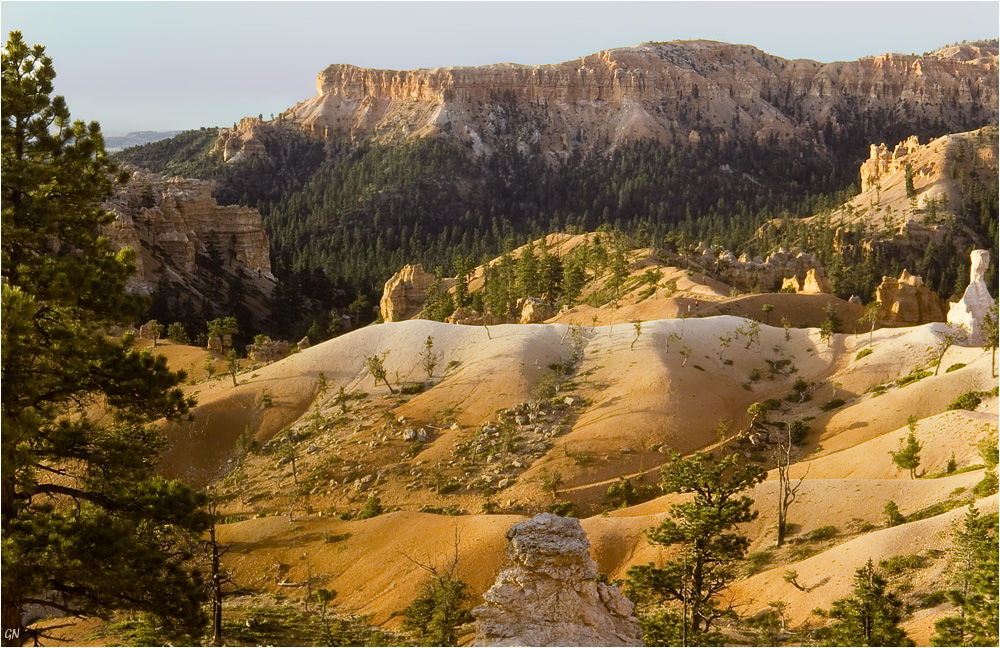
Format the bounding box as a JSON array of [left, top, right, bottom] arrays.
[[246, 338, 292, 364], [832, 127, 998, 240], [875, 269, 946, 326], [213, 116, 270, 163], [781, 267, 832, 295], [518, 298, 556, 324], [102, 167, 275, 294], [947, 249, 996, 345], [248, 40, 998, 162], [696, 244, 828, 294], [472, 513, 642, 647], [860, 136, 923, 193], [379, 264, 436, 322]]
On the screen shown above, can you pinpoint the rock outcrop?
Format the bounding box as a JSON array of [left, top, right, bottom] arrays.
[[860, 136, 923, 193], [212, 116, 270, 163], [781, 267, 832, 295], [697, 244, 828, 293], [102, 167, 275, 294], [276, 40, 996, 159], [246, 338, 292, 363], [518, 298, 556, 324], [875, 269, 946, 326], [379, 264, 436, 322], [948, 249, 996, 344], [473, 513, 642, 647]]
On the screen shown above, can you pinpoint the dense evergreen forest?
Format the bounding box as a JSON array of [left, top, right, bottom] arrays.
[[116, 112, 999, 343]]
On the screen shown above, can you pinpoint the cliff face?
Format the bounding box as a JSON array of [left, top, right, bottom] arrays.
[[238, 40, 999, 161], [102, 167, 276, 326]]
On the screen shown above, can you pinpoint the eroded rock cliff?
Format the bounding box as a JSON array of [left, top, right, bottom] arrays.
[[102, 167, 276, 327], [231, 40, 1000, 163]]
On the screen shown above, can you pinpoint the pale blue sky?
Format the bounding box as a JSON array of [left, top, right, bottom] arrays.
[[2, 1, 997, 135]]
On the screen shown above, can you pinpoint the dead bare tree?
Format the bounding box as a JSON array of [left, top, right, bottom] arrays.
[[203, 499, 237, 646], [400, 524, 473, 646], [773, 425, 809, 547]]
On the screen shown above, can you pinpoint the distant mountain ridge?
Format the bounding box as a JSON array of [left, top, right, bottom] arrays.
[[106, 130, 181, 152], [218, 39, 998, 164]]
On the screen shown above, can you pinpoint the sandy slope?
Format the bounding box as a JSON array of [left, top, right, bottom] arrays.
[[139, 313, 999, 646]]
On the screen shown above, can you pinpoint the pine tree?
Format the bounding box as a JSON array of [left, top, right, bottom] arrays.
[[889, 430, 922, 479], [823, 560, 913, 646], [625, 451, 766, 643], [932, 506, 998, 646], [2, 31, 208, 645], [515, 240, 540, 298]]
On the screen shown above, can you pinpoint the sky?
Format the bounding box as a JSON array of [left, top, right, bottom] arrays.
[[2, 1, 997, 135]]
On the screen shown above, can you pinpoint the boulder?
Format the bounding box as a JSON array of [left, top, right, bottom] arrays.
[[380, 264, 436, 322], [473, 513, 642, 646], [246, 338, 292, 363], [875, 269, 946, 326], [947, 249, 996, 345], [448, 307, 485, 326], [518, 298, 555, 324]]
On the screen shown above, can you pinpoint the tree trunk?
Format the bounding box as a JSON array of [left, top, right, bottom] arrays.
[[2, 593, 24, 647], [209, 524, 223, 647]]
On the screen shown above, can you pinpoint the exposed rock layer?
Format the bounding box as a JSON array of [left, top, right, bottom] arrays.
[[380, 264, 436, 322], [875, 269, 946, 326], [473, 513, 642, 646], [247, 40, 1000, 162], [102, 167, 274, 294]]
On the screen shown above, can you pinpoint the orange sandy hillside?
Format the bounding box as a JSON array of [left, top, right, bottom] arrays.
[[130, 300, 1000, 647]]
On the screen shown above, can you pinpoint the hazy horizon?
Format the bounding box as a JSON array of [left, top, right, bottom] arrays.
[[2, 1, 997, 135]]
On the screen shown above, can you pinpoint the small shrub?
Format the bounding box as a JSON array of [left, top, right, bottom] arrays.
[[357, 494, 383, 520], [896, 369, 932, 387], [916, 590, 949, 608], [788, 545, 815, 561], [947, 390, 988, 411], [323, 531, 351, 543], [820, 398, 846, 411], [806, 525, 838, 542], [973, 470, 998, 497], [855, 348, 873, 360], [868, 384, 889, 397], [746, 551, 772, 575], [548, 501, 576, 516], [400, 382, 426, 395], [945, 362, 966, 373], [788, 420, 809, 445], [878, 553, 926, 575]]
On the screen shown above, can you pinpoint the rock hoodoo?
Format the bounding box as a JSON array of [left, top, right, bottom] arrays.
[[948, 249, 996, 345], [860, 135, 923, 193], [472, 513, 642, 647], [379, 264, 436, 322], [875, 269, 946, 326]]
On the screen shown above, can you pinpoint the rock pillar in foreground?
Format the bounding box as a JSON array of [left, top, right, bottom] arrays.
[[472, 513, 642, 646]]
